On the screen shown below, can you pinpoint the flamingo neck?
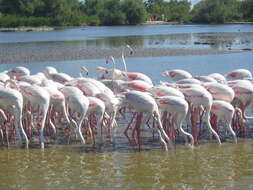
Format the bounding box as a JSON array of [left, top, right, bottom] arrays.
[[121, 49, 127, 72], [243, 112, 253, 120]]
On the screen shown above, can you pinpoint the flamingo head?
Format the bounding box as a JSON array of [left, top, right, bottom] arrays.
[[126, 45, 134, 55], [80, 66, 89, 76]]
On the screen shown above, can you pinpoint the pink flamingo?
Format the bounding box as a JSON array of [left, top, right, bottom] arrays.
[[180, 87, 221, 145], [60, 86, 89, 145], [121, 44, 134, 72], [176, 78, 201, 85], [0, 86, 29, 148], [208, 73, 226, 84], [203, 82, 235, 103], [210, 100, 237, 143], [156, 96, 194, 146], [226, 69, 252, 80], [149, 85, 184, 98], [86, 96, 106, 145], [163, 69, 192, 81], [194, 76, 217, 83], [44, 66, 72, 84], [120, 90, 173, 151], [230, 80, 253, 119], [13, 82, 50, 148], [7, 66, 30, 79]]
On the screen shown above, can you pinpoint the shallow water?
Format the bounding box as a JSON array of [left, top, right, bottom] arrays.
[[0, 51, 252, 84], [1, 140, 253, 190]]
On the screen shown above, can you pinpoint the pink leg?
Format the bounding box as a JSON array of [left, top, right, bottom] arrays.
[[135, 113, 143, 151], [124, 112, 137, 138], [191, 107, 198, 145]]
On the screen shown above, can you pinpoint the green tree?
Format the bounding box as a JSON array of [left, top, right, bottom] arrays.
[[167, 0, 191, 23], [241, 0, 253, 21], [121, 0, 146, 25], [98, 0, 126, 25], [43, 0, 84, 26], [145, 0, 166, 20], [191, 0, 242, 24]]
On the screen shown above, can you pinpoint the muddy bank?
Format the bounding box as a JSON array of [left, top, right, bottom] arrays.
[[0, 43, 241, 64]]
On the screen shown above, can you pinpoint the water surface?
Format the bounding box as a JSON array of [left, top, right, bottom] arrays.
[[1, 140, 253, 190]]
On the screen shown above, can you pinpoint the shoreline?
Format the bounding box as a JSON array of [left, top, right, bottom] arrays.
[[1, 22, 253, 32], [0, 26, 55, 32]]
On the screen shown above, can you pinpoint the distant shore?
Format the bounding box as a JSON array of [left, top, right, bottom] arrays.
[[1, 21, 253, 32], [0, 26, 55, 32]]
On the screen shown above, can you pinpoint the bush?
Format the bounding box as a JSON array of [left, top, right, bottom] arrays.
[[0, 14, 52, 27], [85, 15, 100, 26]]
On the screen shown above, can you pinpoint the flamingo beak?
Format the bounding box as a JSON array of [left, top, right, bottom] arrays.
[[162, 72, 168, 77]]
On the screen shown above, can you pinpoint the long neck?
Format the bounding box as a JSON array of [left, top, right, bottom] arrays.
[[79, 71, 83, 78], [112, 59, 115, 83], [205, 110, 221, 144], [121, 48, 127, 72], [243, 112, 253, 120]]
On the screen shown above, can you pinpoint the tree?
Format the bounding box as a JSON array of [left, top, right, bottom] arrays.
[[121, 0, 146, 25], [167, 0, 191, 23], [241, 0, 253, 21], [98, 0, 126, 25], [191, 0, 242, 24]]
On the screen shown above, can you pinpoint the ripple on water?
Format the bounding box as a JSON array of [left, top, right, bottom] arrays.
[[0, 140, 253, 190]]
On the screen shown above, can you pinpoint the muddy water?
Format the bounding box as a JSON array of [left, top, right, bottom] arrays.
[[1, 140, 253, 190]]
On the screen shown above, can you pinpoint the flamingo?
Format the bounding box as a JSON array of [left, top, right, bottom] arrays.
[[163, 69, 192, 81], [180, 87, 221, 145], [0, 73, 10, 83], [98, 56, 153, 85], [120, 91, 174, 151], [0, 86, 29, 148], [208, 73, 227, 84], [121, 80, 153, 92], [86, 96, 106, 144], [149, 85, 184, 98], [7, 66, 30, 78], [176, 78, 201, 85], [203, 82, 235, 103], [60, 86, 89, 145], [210, 100, 237, 143], [226, 69, 252, 80], [42, 85, 70, 131], [156, 96, 194, 146], [230, 80, 253, 120], [194, 76, 217, 83], [44, 66, 72, 84], [10, 81, 50, 148], [121, 44, 133, 72]]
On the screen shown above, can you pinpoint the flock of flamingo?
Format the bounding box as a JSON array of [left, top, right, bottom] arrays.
[[0, 45, 252, 151]]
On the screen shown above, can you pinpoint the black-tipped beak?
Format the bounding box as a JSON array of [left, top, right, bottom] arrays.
[[106, 60, 108, 64], [130, 51, 133, 55], [86, 72, 89, 76]]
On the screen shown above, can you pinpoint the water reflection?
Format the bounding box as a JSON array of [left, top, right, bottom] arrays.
[[1, 32, 252, 53], [1, 140, 253, 190]]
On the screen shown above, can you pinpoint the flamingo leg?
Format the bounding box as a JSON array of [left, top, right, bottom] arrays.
[[191, 107, 198, 145]]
